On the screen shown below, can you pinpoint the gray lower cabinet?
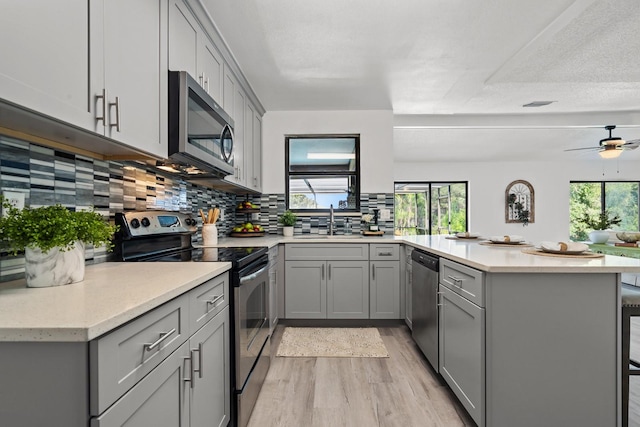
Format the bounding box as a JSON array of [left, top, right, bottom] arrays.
[[327, 261, 369, 318], [268, 245, 281, 333], [91, 341, 190, 427], [439, 284, 485, 426], [188, 306, 230, 427], [438, 258, 485, 427], [285, 260, 369, 319], [0, 272, 231, 427], [370, 260, 400, 319], [285, 260, 326, 318]]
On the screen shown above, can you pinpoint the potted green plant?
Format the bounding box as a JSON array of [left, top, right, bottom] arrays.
[[0, 199, 117, 287], [279, 210, 297, 237], [578, 209, 622, 244]]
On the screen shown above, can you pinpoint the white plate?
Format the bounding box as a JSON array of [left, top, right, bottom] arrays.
[[539, 247, 588, 255]]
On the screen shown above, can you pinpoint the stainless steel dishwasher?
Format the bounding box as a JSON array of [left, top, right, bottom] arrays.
[[411, 249, 440, 372]]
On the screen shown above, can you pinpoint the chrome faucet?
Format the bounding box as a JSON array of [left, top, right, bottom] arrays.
[[329, 204, 335, 235]]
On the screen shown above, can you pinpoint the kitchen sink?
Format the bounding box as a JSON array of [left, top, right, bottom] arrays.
[[293, 234, 363, 239]]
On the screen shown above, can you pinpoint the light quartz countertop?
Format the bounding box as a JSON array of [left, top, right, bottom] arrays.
[[0, 261, 230, 342], [210, 233, 640, 273], [401, 235, 640, 273]]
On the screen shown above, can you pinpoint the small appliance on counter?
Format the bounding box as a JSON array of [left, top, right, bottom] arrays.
[[113, 210, 270, 427]]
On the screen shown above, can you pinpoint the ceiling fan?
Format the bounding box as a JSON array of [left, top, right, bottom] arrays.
[[565, 125, 640, 159]]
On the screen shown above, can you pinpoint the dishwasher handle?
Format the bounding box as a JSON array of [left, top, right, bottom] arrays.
[[411, 249, 439, 272]]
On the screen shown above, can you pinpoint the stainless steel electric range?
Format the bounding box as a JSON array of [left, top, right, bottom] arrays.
[[113, 210, 270, 427]]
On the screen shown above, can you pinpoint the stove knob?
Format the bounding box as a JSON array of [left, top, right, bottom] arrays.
[[185, 217, 195, 226], [130, 218, 140, 229], [141, 217, 151, 227]]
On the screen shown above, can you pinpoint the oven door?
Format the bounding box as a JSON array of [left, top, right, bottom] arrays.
[[235, 257, 270, 388]]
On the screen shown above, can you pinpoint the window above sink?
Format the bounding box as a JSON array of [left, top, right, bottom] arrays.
[[285, 135, 360, 213]]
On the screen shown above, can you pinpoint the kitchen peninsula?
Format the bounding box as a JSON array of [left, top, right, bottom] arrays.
[[401, 234, 639, 427]]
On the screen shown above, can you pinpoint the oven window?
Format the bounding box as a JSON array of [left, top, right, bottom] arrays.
[[244, 277, 267, 348]]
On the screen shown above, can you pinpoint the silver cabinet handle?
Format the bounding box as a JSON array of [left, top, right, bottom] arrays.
[[206, 294, 224, 311], [109, 96, 120, 132], [322, 264, 325, 280], [95, 89, 106, 127], [372, 264, 375, 280], [144, 328, 176, 352], [188, 350, 196, 388], [192, 342, 203, 379], [378, 252, 393, 256], [447, 275, 462, 288], [183, 354, 193, 386], [328, 264, 331, 280], [199, 73, 204, 87]]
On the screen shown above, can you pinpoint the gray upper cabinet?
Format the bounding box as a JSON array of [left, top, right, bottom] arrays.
[[90, 0, 168, 159], [168, 0, 223, 104], [251, 113, 262, 192], [168, 0, 199, 77], [0, 1, 95, 130]]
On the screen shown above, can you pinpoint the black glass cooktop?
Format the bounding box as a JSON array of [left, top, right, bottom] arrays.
[[141, 246, 268, 269]]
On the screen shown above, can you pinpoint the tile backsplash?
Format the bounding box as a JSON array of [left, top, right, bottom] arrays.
[[0, 134, 394, 282]]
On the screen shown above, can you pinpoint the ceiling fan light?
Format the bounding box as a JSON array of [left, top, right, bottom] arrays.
[[598, 147, 623, 159], [600, 137, 625, 146]]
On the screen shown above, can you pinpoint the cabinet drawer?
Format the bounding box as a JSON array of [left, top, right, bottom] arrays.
[[189, 272, 229, 332], [369, 243, 400, 260], [285, 244, 368, 260], [440, 258, 484, 307], [89, 294, 189, 415]]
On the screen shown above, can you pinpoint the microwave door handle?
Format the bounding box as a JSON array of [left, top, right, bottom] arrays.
[[239, 264, 269, 285]]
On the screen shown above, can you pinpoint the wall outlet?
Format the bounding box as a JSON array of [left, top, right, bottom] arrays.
[[379, 208, 391, 220], [1, 191, 25, 216]]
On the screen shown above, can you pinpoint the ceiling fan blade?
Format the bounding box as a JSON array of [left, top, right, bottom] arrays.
[[622, 139, 640, 150], [564, 146, 599, 152]]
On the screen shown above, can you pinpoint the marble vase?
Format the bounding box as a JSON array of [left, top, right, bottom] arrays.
[[24, 241, 85, 288]]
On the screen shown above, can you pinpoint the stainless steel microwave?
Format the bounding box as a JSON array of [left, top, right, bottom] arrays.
[[167, 71, 234, 178]]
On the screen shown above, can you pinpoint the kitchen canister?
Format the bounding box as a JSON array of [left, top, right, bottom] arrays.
[[202, 224, 218, 246]]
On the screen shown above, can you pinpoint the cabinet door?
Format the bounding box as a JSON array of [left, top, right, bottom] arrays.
[[189, 306, 230, 427], [251, 112, 262, 191], [244, 101, 255, 189], [327, 261, 369, 319], [199, 37, 223, 104], [168, 0, 198, 77], [370, 261, 400, 319], [285, 261, 326, 318], [96, 0, 167, 158], [439, 285, 485, 426], [0, 0, 94, 130], [225, 75, 245, 185], [91, 342, 189, 427], [405, 261, 413, 328]]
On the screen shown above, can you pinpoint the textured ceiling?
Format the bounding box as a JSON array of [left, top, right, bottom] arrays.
[[203, 0, 640, 162]]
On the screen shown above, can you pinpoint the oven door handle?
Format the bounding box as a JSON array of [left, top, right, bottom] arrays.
[[239, 264, 269, 284]]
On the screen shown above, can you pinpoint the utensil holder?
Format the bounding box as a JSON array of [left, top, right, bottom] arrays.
[[202, 224, 218, 246]]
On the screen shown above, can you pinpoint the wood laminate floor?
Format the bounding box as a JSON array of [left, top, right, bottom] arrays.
[[247, 324, 475, 427], [249, 319, 640, 427]]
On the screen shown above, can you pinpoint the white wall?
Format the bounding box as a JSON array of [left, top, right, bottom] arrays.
[[262, 110, 394, 194], [395, 159, 640, 242]]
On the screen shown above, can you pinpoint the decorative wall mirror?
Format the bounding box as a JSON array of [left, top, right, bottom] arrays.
[[505, 180, 534, 225]]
